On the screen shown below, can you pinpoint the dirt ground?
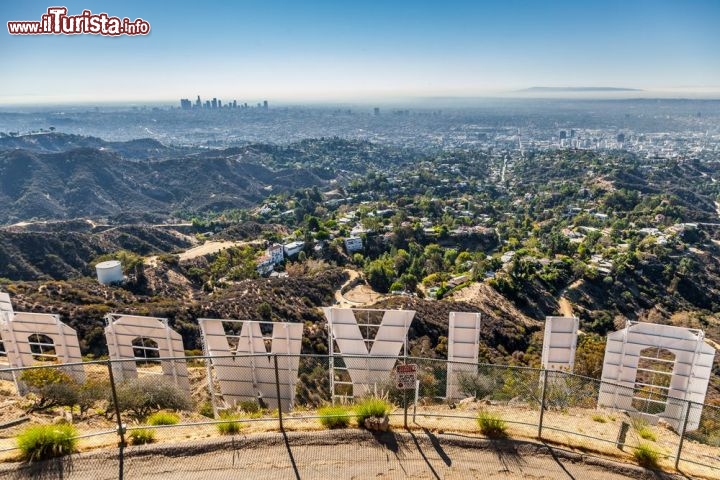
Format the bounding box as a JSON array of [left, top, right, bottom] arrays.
[[177, 241, 249, 262], [0, 430, 688, 480], [342, 284, 385, 305]]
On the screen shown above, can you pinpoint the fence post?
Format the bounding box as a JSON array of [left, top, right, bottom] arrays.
[[106, 360, 126, 445], [273, 354, 284, 431], [106, 360, 125, 480], [674, 400, 691, 470], [537, 369, 549, 439]]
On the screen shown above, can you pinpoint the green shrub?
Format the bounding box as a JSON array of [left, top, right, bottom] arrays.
[[77, 380, 110, 417], [20, 368, 79, 412], [198, 401, 214, 418], [633, 443, 660, 468], [128, 429, 156, 445], [147, 412, 180, 426], [17, 424, 78, 462], [112, 377, 191, 420], [318, 405, 351, 429], [496, 369, 540, 403], [238, 401, 261, 414], [477, 411, 507, 438], [217, 416, 245, 435], [456, 371, 498, 400], [355, 397, 391, 426]]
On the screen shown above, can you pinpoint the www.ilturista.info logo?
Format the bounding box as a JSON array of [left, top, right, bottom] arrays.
[[7, 7, 150, 36]]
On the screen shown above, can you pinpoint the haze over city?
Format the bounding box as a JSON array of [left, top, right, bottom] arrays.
[[2, 0, 720, 105]]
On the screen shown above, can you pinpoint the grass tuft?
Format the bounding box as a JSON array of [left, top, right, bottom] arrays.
[[631, 418, 657, 442], [633, 443, 660, 468], [217, 414, 245, 435], [638, 427, 657, 441], [147, 412, 180, 426], [477, 411, 507, 438], [591, 414, 607, 423], [355, 397, 391, 426], [16, 424, 78, 462], [318, 405, 352, 429], [128, 429, 156, 445]]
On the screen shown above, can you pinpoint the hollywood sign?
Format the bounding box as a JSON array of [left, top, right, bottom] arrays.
[[0, 292, 714, 426]]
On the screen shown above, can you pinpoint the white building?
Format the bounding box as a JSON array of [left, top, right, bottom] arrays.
[[345, 236, 363, 253], [256, 255, 274, 276], [283, 241, 305, 257], [267, 244, 284, 264]]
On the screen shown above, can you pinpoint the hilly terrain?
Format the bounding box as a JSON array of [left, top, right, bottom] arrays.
[[0, 132, 174, 159], [0, 221, 194, 280], [0, 132, 719, 404], [0, 134, 412, 224], [0, 148, 328, 224]]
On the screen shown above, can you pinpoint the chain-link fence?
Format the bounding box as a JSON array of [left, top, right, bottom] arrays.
[[0, 355, 718, 479]]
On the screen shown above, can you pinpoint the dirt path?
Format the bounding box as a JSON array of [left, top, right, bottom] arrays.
[[334, 269, 361, 307], [332, 270, 384, 308], [1, 431, 674, 480], [558, 297, 574, 317], [178, 241, 244, 261], [557, 279, 583, 317], [448, 282, 484, 303], [144, 240, 257, 267]]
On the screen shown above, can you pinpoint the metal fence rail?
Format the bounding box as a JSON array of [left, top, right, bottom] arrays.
[[0, 354, 717, 479]]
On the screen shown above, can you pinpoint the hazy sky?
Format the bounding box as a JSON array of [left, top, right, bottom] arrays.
[[2, 0, 720, 104]]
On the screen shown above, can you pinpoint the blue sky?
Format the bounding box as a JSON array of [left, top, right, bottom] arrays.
[[1, 0, 719, 104]]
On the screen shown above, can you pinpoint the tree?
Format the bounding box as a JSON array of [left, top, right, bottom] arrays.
[[352, 253, 364, 265], [399, 273, 418, 292], [366, 259, 393, 293], [257, 302, 272, 321], [307, 216, 321, 231], [574, 334, 606, 379], [393, 249, 410, 274]]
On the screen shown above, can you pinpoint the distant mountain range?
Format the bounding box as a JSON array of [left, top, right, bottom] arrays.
[[518, 86, 643, 92], [0, 133, 340, 224], [0, 133, 173, 160]]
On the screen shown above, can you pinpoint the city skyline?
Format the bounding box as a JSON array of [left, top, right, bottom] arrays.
[[2, 0, 720, 105]]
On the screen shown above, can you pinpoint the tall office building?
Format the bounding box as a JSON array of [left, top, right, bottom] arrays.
[[212, 98, 218, 109], [263, 100, 268, 110], [195, 95, 201, 108], [180, 98, 192, 110]]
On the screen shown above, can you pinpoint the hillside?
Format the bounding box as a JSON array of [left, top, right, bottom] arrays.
[[0, 135, 417, 224], [0, 132, 172, 159], [0, 223, 193, 280], [0, 148, 333, 224]]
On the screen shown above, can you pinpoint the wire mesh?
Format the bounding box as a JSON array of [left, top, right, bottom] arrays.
[[0, 355, 716, 478], [679, 401, 720, 473]]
